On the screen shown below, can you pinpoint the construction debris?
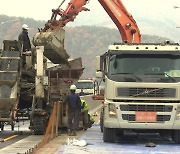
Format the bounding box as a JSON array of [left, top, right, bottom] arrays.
[[67, 138, 87, 147]]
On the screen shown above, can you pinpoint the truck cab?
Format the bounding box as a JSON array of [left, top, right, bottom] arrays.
[[96, 42, 180, 143], [75, 79, 99, 96]]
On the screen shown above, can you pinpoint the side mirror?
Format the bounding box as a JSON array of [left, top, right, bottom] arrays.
[[96, 71, 103, 78], [96, 56, 101, 71]]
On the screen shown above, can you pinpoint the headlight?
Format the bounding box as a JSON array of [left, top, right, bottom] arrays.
[[108, 103, 117, 117]]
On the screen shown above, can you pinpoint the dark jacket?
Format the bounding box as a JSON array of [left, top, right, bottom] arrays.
[[63, 93, 81, 111], [18, 31, 31, 52]]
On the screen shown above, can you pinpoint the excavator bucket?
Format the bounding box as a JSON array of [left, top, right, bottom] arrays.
[[32, 28, 69, 64]]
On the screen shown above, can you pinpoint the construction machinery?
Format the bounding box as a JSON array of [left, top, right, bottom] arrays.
[[28, 0, 89, 134], [31, 0, 141, 136], [0, 0, 89, 134], [95, 0, 180, 144], [0, 39, 84, 134], [2, 0, 179, 143], [31, 0, 180, 143], [0, 40, 21, 131], [32, 0, 90, 64]]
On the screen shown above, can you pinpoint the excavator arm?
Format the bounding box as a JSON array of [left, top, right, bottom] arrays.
[[33, 0, 141, 64], [43, 0, 90, 31], [33, 0, 89, 64], [98, 0, 141, 43]]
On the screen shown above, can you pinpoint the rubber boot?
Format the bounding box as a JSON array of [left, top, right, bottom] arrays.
[[67, 129, 72, 136], [71, 130, 77, 136]]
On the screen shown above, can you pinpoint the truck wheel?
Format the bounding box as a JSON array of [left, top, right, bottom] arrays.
[[100, 107, 104, 132], [172, 130, 180, 144], [1, 123, 4, 131], [117, 129, 124, 136], [11, 121, 15, 131], [159, 130, 170, 137], [100, 122, 103, 132], [103, 127, 116, 143], [11, 124, 14, 131]]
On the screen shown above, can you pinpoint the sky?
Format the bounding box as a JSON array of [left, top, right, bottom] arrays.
[[1, 0, 180, 41]]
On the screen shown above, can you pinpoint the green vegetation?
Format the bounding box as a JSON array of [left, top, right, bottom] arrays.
[[0, 15, 172, 78]]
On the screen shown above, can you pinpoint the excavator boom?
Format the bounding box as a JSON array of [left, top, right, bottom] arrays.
[[33, 0, 141, 64], [98, 0, 141, 43]]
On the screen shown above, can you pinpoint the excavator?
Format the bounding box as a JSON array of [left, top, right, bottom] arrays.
[[33, 0, 141, 60]]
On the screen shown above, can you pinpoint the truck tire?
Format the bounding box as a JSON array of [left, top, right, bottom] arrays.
[[103, 127, 116, 143], [11, 123, 14, 131], [0, 122, 4, 131], [117, 129, 124, 136], [159, 130, 170, 137], [172, 130, 180, 144], [100, 107, 104, 132]]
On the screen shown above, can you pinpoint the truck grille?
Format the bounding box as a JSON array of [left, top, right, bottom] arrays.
[[117, 88, 176, 98], [122, 114, 170, 122], [120, 105, 173, 112]]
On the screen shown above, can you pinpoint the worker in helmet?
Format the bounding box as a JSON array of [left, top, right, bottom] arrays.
[[18, 24, 31, 52], [81, 99, 89, 130], [62, 84, 81, 136], [18, 24, 31, 67]]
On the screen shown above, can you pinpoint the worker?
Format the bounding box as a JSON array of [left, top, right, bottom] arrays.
[[62, 84, 81, 136], [18, 24, 31, 52], [81, 99, 89, 130], [79, 89, 85, 96], [89, 114, 95, 127], [18, 24, 31, 67]]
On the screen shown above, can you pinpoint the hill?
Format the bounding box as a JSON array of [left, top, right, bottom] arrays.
[[0, 15, 171, 78]]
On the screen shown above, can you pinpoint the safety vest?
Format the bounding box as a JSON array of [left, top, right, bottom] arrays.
[[90, 114, 95, 122], [81, 99, 88, 111]]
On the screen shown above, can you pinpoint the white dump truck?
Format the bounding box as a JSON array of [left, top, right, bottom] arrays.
[[96, 42, 180, 143], [75, 79, 99, 96]]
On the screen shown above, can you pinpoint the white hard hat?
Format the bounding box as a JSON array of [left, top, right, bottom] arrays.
[[70, 84, 77, 90], [22, 24, 29, 30]]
